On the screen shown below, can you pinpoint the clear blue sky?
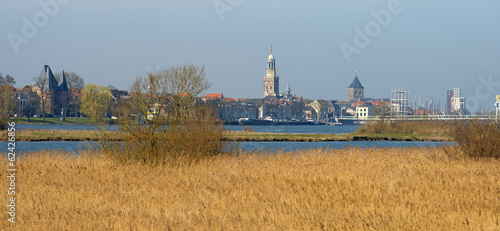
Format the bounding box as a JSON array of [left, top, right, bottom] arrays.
[[2, 0, 500, 112]]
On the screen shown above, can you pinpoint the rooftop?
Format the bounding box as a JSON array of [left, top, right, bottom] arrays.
[[348, 76, 364, 89]]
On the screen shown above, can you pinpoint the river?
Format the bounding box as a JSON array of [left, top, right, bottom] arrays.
[[16, 124, 360, 134], [7, 124, 452, 154], [3, 141, 451, 154]]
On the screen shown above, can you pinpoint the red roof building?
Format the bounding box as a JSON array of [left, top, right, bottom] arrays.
[[352, 101, 391, 107], [204, 93, 223, 100], [222, 97, 236, 102]]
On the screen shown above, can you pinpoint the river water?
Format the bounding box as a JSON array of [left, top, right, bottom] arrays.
[[6, 124, 451, 154], [3, 141, 451, 154], [16, 124, 360, 134]]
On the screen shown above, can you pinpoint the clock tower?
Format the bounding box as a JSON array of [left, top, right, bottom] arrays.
[[264, 46, 279, 97]]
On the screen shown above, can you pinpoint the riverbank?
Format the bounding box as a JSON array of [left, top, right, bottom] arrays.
[[4, 129, 453, 142], [1, 148, 498, 230]]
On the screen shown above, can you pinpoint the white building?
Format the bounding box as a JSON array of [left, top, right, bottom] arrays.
[[453, 87, 461, 98], [356, 103, 374, 119], [451, 87, 466, 114]]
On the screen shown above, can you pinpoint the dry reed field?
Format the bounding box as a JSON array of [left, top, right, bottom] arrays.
[[1, 147, 499, 230]]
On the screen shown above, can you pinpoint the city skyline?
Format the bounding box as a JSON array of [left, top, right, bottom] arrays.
[[2, 1, 500, 111]]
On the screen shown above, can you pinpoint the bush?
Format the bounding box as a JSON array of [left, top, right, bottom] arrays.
[[100, 65, 234, 166], [448, 119, 500, 159], [242, 126, 254, 132]]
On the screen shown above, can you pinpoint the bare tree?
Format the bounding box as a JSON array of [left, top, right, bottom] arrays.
[[54, 71, 85, 90], [69, 94, 82, 121], [0, 84, 13, 129], [32, 70, 49, 119], [108, 64, 230, 166], [0, 73, 16, 86], [373, 105, 392, 134]]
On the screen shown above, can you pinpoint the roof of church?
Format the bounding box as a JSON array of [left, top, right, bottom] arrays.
[[45, 65, 59, 91], [348, 76, 364, 89], [57, 70, 69, 92]]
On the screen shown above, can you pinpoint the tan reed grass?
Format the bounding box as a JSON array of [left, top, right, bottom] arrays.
[[1, 147, 499, 230]]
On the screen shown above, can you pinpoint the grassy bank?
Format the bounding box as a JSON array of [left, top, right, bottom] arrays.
[[1, 148, 499, 230], [355, 120, 450, 135], [5, 129, 453, 142], [9, 117, 92, 125]]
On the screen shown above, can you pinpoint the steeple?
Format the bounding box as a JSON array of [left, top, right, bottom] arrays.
[[57, 69, 69, 92], [349, 71, 364, 89], [45, 65, 59, 91], [268, 45, 274, 59], [267, 45, 275, 71], [347, 71, 364, 103]]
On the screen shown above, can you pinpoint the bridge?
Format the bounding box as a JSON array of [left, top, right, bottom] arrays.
[[339, 114, 499, 124]]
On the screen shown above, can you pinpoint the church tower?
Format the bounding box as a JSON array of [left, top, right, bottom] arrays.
[[347, 71, 364, 103], [263, 46, 279, 97]]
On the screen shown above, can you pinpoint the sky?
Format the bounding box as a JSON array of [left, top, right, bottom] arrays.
[[2, 0, 500, 112]]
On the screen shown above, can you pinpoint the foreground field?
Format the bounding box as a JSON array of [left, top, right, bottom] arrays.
[[1, 148, 499, 230]]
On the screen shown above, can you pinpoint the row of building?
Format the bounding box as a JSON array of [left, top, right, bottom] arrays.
[[10, 48, 472, 121], [205, 47, 471, 121]]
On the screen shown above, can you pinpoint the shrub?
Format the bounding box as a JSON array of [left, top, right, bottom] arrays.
[[100, 65, 233, 166], [242, 126, 254, 132], [356, 120, 450, 135], [448, 119, 500, 159]]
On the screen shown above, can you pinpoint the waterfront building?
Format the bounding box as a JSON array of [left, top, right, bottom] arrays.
[[355, 103, 374, 119], [306, 99, 341, 122]]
